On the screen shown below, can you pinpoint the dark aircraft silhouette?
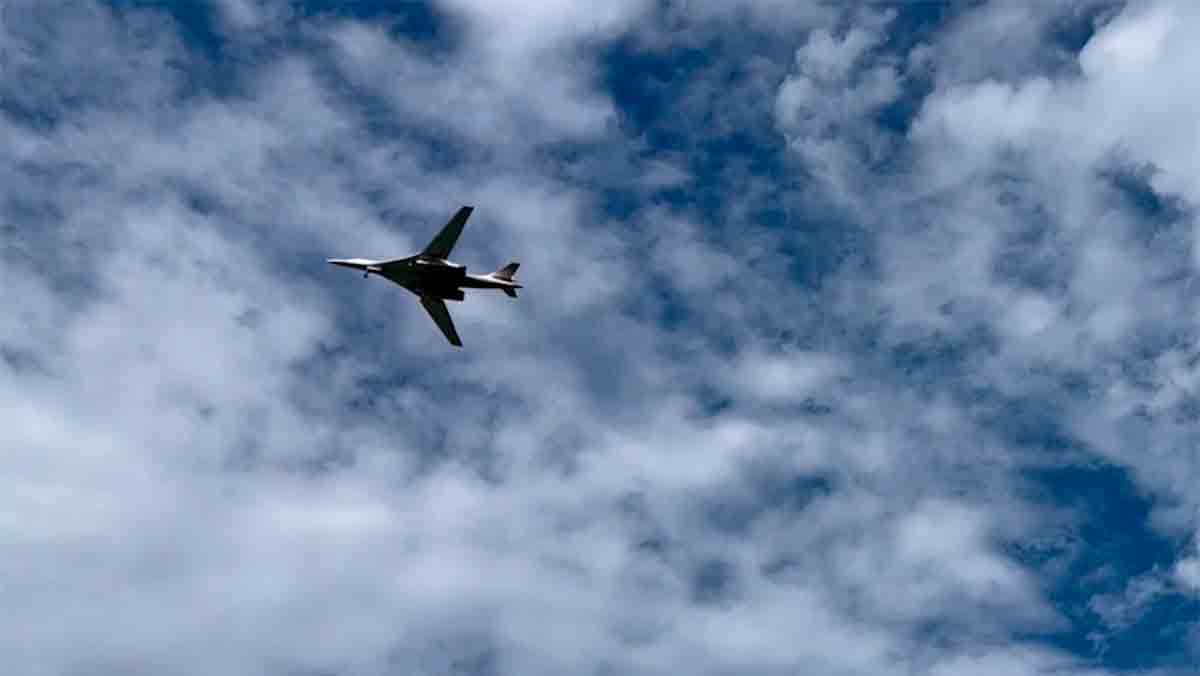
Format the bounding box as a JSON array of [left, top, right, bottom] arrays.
[[327, 206, 520, 347]]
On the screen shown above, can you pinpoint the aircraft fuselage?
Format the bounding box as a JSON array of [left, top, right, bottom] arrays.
[[327, 256, 520, 300]]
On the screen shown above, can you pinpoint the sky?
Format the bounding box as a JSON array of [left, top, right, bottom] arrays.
[[1, 1, 1198, 674]]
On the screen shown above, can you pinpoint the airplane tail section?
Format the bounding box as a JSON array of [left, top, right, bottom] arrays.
[[503, 287, 518, 298], [493, 261, 519, 282]]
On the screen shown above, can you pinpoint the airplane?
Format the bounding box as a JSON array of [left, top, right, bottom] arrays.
[[326, 206, 520, 347]]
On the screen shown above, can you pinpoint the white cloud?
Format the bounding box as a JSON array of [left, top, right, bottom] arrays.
[[1080, 1, 1177, 71], [919, 0, 1115, 85], [727, 349, 843, 403], [776, 0, 1200, 661], [330, 0, 655, 144], [775, 12, 903, 203], [1176, 551, 1200, 594], [4, 1, 1197, 674], [927, 646, 1109, 676], [214, 0, 272, 31]]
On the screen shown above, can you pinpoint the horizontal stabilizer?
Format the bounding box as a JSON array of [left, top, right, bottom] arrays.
[[503, 287, 518, 298]]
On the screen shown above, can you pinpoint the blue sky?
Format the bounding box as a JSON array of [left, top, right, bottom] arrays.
[[2, 1, 1198, 674]]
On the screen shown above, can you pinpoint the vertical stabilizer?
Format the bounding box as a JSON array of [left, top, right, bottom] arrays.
[[493, 262, 519, 281]]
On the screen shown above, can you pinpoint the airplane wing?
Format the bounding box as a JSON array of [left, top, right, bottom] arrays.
[[419, 296, 463, 347], [421, 206, 473, 259]]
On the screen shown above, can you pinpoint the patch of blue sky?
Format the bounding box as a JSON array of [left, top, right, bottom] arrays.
[[1013, 464, 1195, 668]]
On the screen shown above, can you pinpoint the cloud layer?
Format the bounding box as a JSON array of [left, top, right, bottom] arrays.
[[2, 1, 1197, 674]]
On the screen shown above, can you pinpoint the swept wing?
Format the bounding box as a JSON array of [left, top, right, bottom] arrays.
[[419, 296, 463, 347], [422, 206, 473, 259]]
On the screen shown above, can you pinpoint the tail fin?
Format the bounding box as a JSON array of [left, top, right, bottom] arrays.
[[503, 287, 518, 298], [493, 261, 519, 281]]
